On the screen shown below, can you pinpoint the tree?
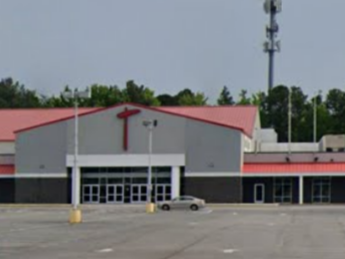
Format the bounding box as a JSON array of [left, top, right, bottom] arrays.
[[325, 88, 345, 133], [123, 80, 160, 106], [156, 94, 178, 106], [86, 84, 124, 107], [290, 86, 309, 142], [237, 90, 251, 105], [176, 89, 208, 106], [302, 92, 332, 142], [217, 86, 234, 105], [265, 85, 290, 142], [251, 91, 269, 129], [0, 78, 42, 108]]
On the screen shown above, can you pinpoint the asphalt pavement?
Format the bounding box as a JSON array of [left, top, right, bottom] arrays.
[[1, 205, 345, 259]]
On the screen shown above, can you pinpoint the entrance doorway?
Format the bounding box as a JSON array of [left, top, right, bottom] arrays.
[[83, 184, 100, 203], [106, 184, 124, 203], [254, 184, 265, 203], [154, 184, 171, 202], [131, 184, 148, 203]]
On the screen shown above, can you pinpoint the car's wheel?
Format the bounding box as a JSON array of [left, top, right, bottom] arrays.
[[190, 204, 199, 211], [162, 204, 170, 211]]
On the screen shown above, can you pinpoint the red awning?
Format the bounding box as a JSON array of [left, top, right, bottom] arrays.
[[243, 163, 345, 174], [0, 165, 15, 175]]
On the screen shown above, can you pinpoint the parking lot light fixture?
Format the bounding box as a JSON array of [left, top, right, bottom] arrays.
[[63, 88, 91, 224], [142, 119, 158, 213]]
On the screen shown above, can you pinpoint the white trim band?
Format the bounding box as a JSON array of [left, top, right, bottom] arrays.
[[0, 173, 68, 178], [66, 154, 185, 167]]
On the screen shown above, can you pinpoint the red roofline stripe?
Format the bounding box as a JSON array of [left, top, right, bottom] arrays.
[[14, 103, 250, 137], [243, 163, 345, 173]]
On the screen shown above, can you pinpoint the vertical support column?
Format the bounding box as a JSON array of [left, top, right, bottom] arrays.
[[71, 166, 81, 207], [299, 176, 304, 205], [171, 166, 180, 199]]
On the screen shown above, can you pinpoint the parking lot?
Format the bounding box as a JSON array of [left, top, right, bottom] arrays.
[[1, 205, 345, 259]]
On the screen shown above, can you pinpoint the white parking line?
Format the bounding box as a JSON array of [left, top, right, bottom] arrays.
[[223, 249, 238, 254], [96, 248, 113, 253], [195, 209, 213, 214]]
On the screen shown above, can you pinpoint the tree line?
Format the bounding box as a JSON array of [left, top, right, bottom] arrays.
[[0, 77, 344, 142]]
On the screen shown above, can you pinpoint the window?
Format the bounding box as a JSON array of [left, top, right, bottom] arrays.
[[274, 178, 292, 203], [312, 177, 330, 203]]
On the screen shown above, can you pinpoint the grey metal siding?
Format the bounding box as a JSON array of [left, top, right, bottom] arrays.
[[184, 177, 242, 203], [0, 179, 15, 203], [15, 178, 70, 203], [185, 120, 242, 173], [15, 122, 67, 174], [66, 105, 186, 155]]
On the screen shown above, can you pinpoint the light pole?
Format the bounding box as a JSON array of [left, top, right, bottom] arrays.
[[142, 119, 157, 213], [313, 91, 321, 143], [263, 0, 282, 91], [63, 88, 91, 224], [288, 88, 292, 154]]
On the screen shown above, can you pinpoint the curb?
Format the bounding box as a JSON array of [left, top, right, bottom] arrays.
[[207, 203, 280, 208], [0, 204, 70, 208], [0, 203, 280, 209]]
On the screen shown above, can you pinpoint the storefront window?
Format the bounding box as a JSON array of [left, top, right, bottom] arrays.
[[312, 177, 330, 203], [274, 177, 292, 203]]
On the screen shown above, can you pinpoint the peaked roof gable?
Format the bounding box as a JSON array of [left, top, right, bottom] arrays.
[[0, 103, 258, 141]]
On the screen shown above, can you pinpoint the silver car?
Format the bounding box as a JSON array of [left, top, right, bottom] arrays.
[[157, 195, 206, 211]]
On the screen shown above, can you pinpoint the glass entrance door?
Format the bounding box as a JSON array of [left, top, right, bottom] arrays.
[[83, 184, 100, 203], [254, 184, 265, 203], [107, 184, 124, 203], [154, 184, 172, 202], [131, 184, 148, 203]]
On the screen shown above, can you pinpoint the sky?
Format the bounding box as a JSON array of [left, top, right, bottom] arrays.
[[0, 0, 344, 104]]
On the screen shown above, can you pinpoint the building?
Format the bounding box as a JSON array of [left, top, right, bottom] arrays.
[[1, 103, 345, 204]]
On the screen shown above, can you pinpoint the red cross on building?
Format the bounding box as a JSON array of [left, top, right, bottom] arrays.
[[117, 107, 141, 151]]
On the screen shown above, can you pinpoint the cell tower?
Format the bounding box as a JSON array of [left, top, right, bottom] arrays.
[[263, 0, 282, 91]]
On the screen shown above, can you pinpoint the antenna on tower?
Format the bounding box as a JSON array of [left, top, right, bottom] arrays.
[[263, 0, 282, 91]]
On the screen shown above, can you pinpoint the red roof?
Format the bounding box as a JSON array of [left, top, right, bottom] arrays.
[[0, 108, 96, 141], [0, 165, 15, 174], [0, 104, 257, 141], [243, 163, 345, 174], [159, 106, 257, 137]]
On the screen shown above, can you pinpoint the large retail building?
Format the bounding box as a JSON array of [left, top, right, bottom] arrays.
[[1, 103, 345, 204]]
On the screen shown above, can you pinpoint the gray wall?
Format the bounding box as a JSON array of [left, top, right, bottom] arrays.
[[66, 105, 187, 155], [16, 104, 244, 175], [185, 120, 242, 173], [184, 177, 242, 203], [15, 178, 70, 203], [16, 122, 67, 174], [0, 179, 14, 203]]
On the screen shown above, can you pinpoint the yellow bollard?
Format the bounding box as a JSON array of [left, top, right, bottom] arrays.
[[145, 203, 155, 213], [69, 208, 82, 224]]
